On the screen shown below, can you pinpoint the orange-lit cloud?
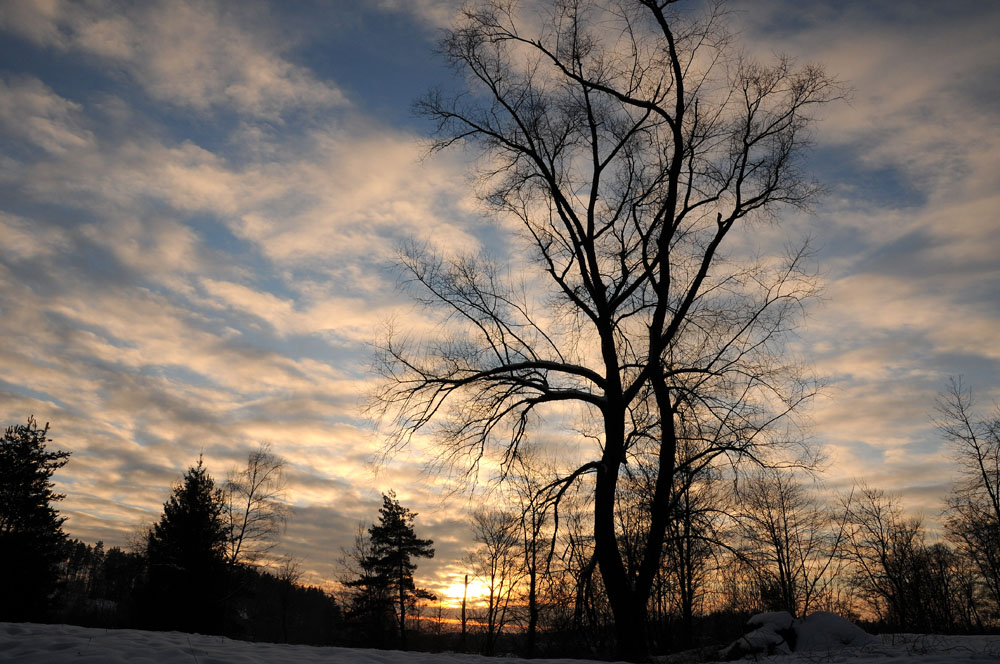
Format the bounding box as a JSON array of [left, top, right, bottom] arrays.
[[0, 0, 998, 591]]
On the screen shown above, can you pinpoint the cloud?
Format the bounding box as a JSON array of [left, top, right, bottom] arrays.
[[375, 0, 462, 30], [0, 211, 73, 259], [0, 76, 94, 153], [1, 0, 348, 118], [0, 1, 489, 584], [717, 0, 1000, 522], [2, 0, 999, 587]]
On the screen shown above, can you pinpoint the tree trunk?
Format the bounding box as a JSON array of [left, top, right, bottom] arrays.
[[525, 562, 538, 657], [595, 406, 649, 662], [398, 563, 407, 649], [461, 574, 467, 651]]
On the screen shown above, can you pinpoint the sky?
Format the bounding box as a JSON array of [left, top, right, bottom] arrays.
[[1, 0, 998, 599]]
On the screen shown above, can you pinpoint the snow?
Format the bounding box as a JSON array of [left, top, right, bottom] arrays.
[[719, 612, 998, 663], [793, 611, 877, 651], [726, 611, 796, 656], [2, 621, 1000, 663], [0, 623, 612, 664], [722, 610, 877, 658], [747, 612, 796, 631]]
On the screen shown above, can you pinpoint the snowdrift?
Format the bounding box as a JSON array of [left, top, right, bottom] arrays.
[[2, 621, 1000, 663], [721, 610, 876, 658]]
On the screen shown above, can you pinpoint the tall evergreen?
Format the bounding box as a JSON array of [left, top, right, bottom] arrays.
[[0, 416, 70, 621], [143, 456, 228, 633], [366, 491, 435, 649], [344, 527, 394, 644]]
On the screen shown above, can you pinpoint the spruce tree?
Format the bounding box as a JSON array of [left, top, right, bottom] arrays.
[[366, 491, 435, 649], [0, 416, 70, 621], [143, 456, 228, 633], [344, 527, 395, 644]]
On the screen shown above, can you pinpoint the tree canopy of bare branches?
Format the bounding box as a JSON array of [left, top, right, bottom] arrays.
[[371, 1, 839, 658], [938, 378, 1000, 621], [734, 469, 845, 618], [225, 444, 288, 568], [843, 484, 978, 632], [467, 509, 525, 654]]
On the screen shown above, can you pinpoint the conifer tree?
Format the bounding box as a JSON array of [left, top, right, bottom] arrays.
[[344, 526, 394, 644], [0, 416, 70, 621], [143, 456, 228, 633], [356, 492, 435, 649]]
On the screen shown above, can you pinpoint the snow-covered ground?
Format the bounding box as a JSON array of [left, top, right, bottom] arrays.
[[714, 612, 1000, 663], [2, 621, 999, 663]]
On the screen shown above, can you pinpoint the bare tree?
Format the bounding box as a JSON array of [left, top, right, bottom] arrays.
[[841, 485, 955, 631], [660, 464, 724, 646], [842, 486, 915, 627], [225, 443, 288, 568], [937, 378, 1000, 622], [734, 469, 845, 617], [508, 454, 552, 656], [373, 1, 838, 658], [468, 509, 525, 654], [558, 502, 614, 654]]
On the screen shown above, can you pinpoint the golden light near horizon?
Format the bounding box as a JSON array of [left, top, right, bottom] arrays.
[[442, 578, 491, 608]]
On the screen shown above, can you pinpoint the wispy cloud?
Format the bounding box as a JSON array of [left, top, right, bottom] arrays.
[[1, 0, 347, 117], [0, 0, 495, 589], [0, 76, 94, 153], [0, 0, 997, 586], [735, 0, 1000, 513]]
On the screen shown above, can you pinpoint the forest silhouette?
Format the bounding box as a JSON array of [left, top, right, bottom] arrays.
[[2, 391, 999, 659]]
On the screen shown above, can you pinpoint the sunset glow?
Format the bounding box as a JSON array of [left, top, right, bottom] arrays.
[[0, 0, 998, 598], [442, 579, 491, 608]]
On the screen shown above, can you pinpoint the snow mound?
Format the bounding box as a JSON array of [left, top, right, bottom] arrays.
[[794, 611, 876, 651], [721, 611, 795, 659], [747, 611, 795, 632], [721, 610, 875, 660]]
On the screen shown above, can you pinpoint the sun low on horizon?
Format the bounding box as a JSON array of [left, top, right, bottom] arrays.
[[440, 578, 492, 609]]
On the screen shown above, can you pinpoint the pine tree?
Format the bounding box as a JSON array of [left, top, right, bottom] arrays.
[[143, 456, 228, 633], [0, 416, 70, 621], [353, 492, 435, 649], [344, 527, 394, 644]]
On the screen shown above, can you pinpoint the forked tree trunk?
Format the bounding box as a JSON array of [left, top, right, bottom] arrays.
[[595, 394, 678, 661], [595, 406, 651, 662]]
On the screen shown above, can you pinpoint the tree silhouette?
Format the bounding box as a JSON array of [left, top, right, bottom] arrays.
[[467, 509, 523, 655], [734, 468, 845, 618], [375, 1, 839, 658], [937, 378, 1000, 623], [143, 456, 228, 633], [343, 525, 394, 645], [0, 416, 70, 621], [225, 443, 288, 568], [354, 492, 435, 649], [842, 485, 939, 631]]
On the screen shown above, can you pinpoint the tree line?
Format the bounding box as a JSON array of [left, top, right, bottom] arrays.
[[405, 381, 1000, 659], [0, 424, 340, 643], [2, 377, 998, 659], [0, 419, 447, 650]]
